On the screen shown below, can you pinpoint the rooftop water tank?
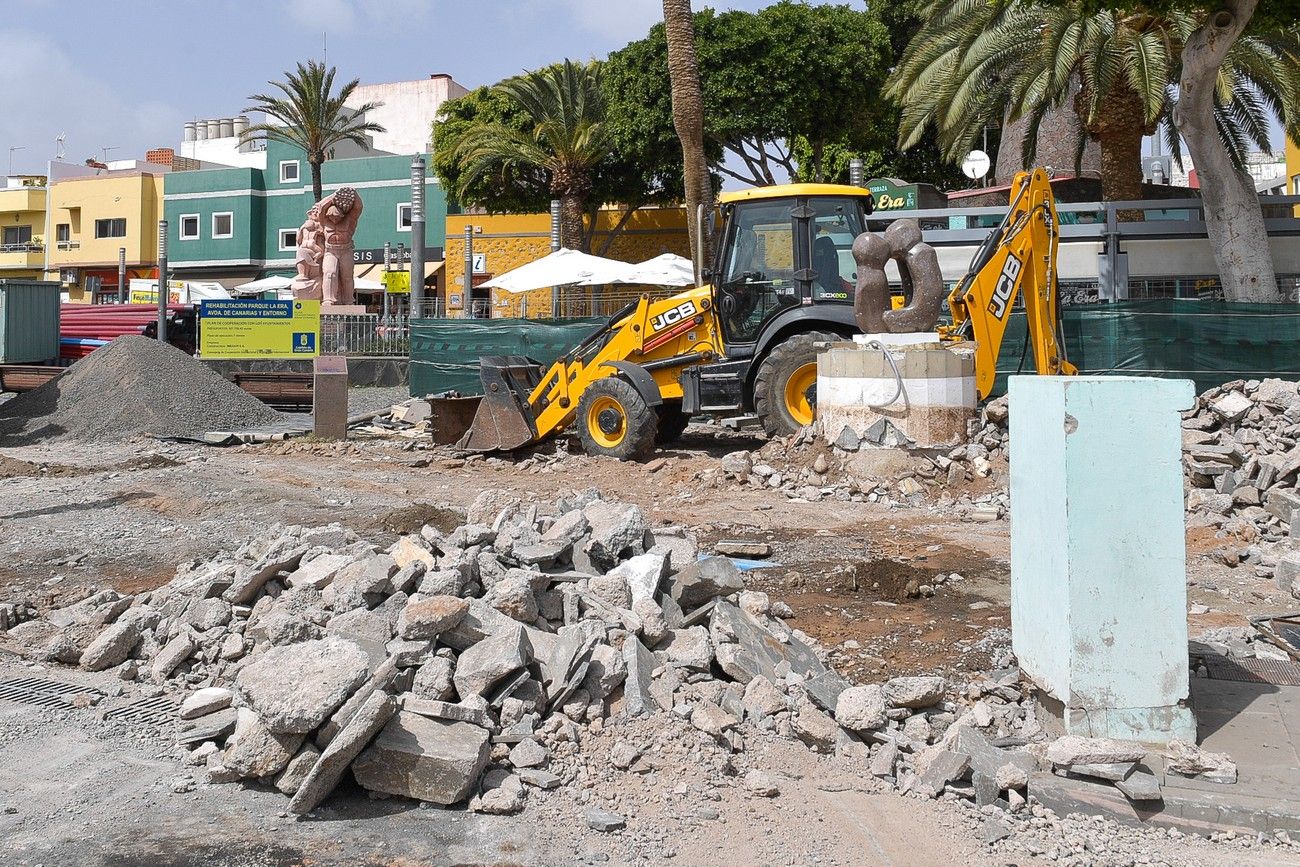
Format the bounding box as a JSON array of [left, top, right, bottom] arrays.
[[219, 118, 234, 138], [206, 119, 220, 139], [183, 122, 196, 143]]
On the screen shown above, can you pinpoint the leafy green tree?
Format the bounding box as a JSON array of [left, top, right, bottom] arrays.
[[887, 1, 1299, 210], [243, 60, 385, 202], [605, 2, 893, 186]]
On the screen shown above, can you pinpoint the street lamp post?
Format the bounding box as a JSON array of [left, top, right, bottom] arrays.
[[156, 221, 168, 343], [410, 156, 426, 317], [117, 248, 126, 305], [463, 225, 474, 319]]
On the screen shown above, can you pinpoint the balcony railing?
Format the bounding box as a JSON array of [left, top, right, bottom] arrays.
[[56, 240, 80, 251], [0, 242, 44, 253]]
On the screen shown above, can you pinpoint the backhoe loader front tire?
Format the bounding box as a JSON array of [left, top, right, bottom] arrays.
[[754, 331, 838, 437], [577, 377, 658, 461]]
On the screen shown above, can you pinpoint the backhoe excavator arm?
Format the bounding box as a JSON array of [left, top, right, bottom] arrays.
[[938, 168, 1077, 399]]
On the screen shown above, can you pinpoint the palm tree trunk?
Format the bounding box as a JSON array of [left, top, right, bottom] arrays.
[[309, 157, 324, 202], [559, 194, 586, 253], [1090, 87, 1146, 221], [663, 0, 714, 278], [1175, 0, 1280, 302]]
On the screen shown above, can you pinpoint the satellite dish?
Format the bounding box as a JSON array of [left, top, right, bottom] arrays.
[[962, 150, 991, 180]]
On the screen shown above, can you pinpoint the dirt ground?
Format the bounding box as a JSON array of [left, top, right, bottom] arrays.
[[0, 411, 1291, 865]]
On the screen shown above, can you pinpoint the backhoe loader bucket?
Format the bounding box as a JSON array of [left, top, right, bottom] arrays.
[[459, 355, 543, 453]]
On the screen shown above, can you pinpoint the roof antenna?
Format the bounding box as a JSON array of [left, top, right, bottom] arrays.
[[323, 31, 327, 64]]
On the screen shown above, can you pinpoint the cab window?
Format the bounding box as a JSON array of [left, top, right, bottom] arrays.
[[809, 197, 866, 303], [717, 201, 797, 343]]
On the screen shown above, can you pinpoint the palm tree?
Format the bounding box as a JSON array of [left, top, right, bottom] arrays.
[[663, 0, 714, 271], [452, 60, 611, 251], [243, 60, 386, 202], [887, 1, 1300, 206]]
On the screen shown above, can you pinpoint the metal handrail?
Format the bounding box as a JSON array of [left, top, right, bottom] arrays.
[[0, 242, 43, 253]]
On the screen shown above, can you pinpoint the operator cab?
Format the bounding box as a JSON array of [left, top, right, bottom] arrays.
[[712, 184, 875, 346]]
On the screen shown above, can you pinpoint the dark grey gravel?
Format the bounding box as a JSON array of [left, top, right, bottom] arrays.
[[0, 335, 284, 444]]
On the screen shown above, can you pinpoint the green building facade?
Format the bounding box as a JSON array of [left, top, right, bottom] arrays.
[[163, 140, 446, 289]]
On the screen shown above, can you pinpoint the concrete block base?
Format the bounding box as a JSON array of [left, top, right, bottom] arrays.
[[817, 336, 976, 450]]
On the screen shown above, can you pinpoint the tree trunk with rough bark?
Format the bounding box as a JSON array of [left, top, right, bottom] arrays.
[[996, 78, 1101, 184], [309, 155, 324, 202], [1175, 0, 1280, 302], [663, 0, 714, 277], [1089, 86, 1148, 221], [558, 194, 587, 254]]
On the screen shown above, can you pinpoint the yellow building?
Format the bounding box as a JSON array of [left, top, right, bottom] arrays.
[[0, 177, 49, 280], [46, 171, 165, 303], [444, 207, 689, 318], [1287, 136, 1300, 216]]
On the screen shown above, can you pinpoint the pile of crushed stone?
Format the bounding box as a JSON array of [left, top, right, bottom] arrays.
[[0, 335, 283, 443]]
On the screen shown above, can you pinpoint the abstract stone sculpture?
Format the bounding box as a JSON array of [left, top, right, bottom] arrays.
[[851, 218, 945, 334]]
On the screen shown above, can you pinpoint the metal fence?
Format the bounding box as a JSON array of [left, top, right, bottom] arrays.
[[319, 314, 409, 356], [552, 286, 680, 318]]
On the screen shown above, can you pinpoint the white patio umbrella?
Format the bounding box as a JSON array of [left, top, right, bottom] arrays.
[[354, 277, 385, 291], [232, 275, 294, 294], [617, 253, 695, 286], [480, 248, 637, 294]]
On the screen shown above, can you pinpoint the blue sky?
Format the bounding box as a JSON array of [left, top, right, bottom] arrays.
[[1, 0, 814, 174]]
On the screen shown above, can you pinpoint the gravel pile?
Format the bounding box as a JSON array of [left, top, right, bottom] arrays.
[[0, 336, 283, 443]]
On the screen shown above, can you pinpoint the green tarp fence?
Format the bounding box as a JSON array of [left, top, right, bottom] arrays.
[[409, 317, 605, 397], [993, 299, 1300, 396], [411, 301, 1300, 400]]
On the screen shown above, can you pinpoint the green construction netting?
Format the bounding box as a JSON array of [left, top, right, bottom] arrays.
[[409, 317, 605, 397], [410, 301, 1300, 401], [993, 300, 1300, 396]]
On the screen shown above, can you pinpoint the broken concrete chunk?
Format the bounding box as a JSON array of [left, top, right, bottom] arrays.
[[288, 690, 398, 814], [223, 707, 304, 779], [453, 624, 528, 698], [351, 712, 491, 806], [916, 750, 971, 798], [151, 632, 197, 680], [792, 702, 839, 753], [179, 686, 233, 720], [274, 742, 322, 796], [1114, 768, 1162, 801], [622, 637, 658, 718], [671, 557, 743, 611], [585, 807, 626, 832], [870, 740, 899, 779], [411, 656, 455, 702], [607, 552, 669, 604], [225, 544, 307, 604], [582, 500, 647, 565], [1164, 738, 1238, 784], [691, 701, 738, 738], [658, 626, 713, 672], [1046, 735, 1147, 767], [397, 595, 469, 641], [235, 636, 371, 734], [741, 675, 786, 721], [402, 695, 493, 729], [285, 553, 354, 591], [708, 602, 828, 687], [177, 707, 238, 746], [472, 769, 526, 815], [507, 737, 548, 769], [1066, 761, 1137, 782], [835, 684, 887, 733], [882, 675, 945, 709], [79, 617, 143, 672]]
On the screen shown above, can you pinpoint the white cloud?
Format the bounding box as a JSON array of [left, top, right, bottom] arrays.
[[0, 30, 182, 171]]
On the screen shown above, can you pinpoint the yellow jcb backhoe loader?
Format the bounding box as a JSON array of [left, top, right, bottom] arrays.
[[462, 168, 1075, 461]]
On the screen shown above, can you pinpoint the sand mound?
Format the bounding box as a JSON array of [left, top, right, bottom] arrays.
[[0, 336, 284, 443]]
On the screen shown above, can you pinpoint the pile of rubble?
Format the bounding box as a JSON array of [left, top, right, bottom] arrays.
[[703, 397, 1011, 521], [1182, 379, 1300, 587], [3, 487, 1064, 821]]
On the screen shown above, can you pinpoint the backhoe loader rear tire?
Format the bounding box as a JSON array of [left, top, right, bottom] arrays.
[[656, 400, 691, 444], [577, 377, 658, 461], [754, 331, 838, 437]]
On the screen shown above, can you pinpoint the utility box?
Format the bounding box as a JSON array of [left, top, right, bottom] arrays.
[[1009, 376, 1196, 744], [0, 280, 61, 363]]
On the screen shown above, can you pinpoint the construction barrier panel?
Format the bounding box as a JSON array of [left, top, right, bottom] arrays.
[[409, 317, 604, 397], [994, 300, 1300, 396]]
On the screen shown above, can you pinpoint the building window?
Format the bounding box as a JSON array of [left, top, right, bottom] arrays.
[[280, 160, 300, 184], [211, 212, 234, 239], [179, 214, 200, 240], [56, 223, 70, 243], [279, 229, 298, 251], [397, 203, 412, 232], [1293, 173, 1300, 195], [2, 225, 32, 248], [94, 218, 127, 239]]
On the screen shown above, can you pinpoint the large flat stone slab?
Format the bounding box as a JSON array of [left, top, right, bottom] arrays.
[[235, 636, 371, 734], [351, 711, 491, 805]]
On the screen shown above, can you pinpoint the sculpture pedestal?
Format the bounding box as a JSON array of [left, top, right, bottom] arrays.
[[312, 356, 349, 440]]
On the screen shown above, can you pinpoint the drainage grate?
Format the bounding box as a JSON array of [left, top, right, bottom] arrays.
[[103, 694, 176, 726], [1201, 654, 1300, 686], [0, 677, 101, 708]]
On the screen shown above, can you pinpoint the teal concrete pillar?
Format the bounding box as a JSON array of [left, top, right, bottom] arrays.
[[1009, 376, 1196, 744]]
